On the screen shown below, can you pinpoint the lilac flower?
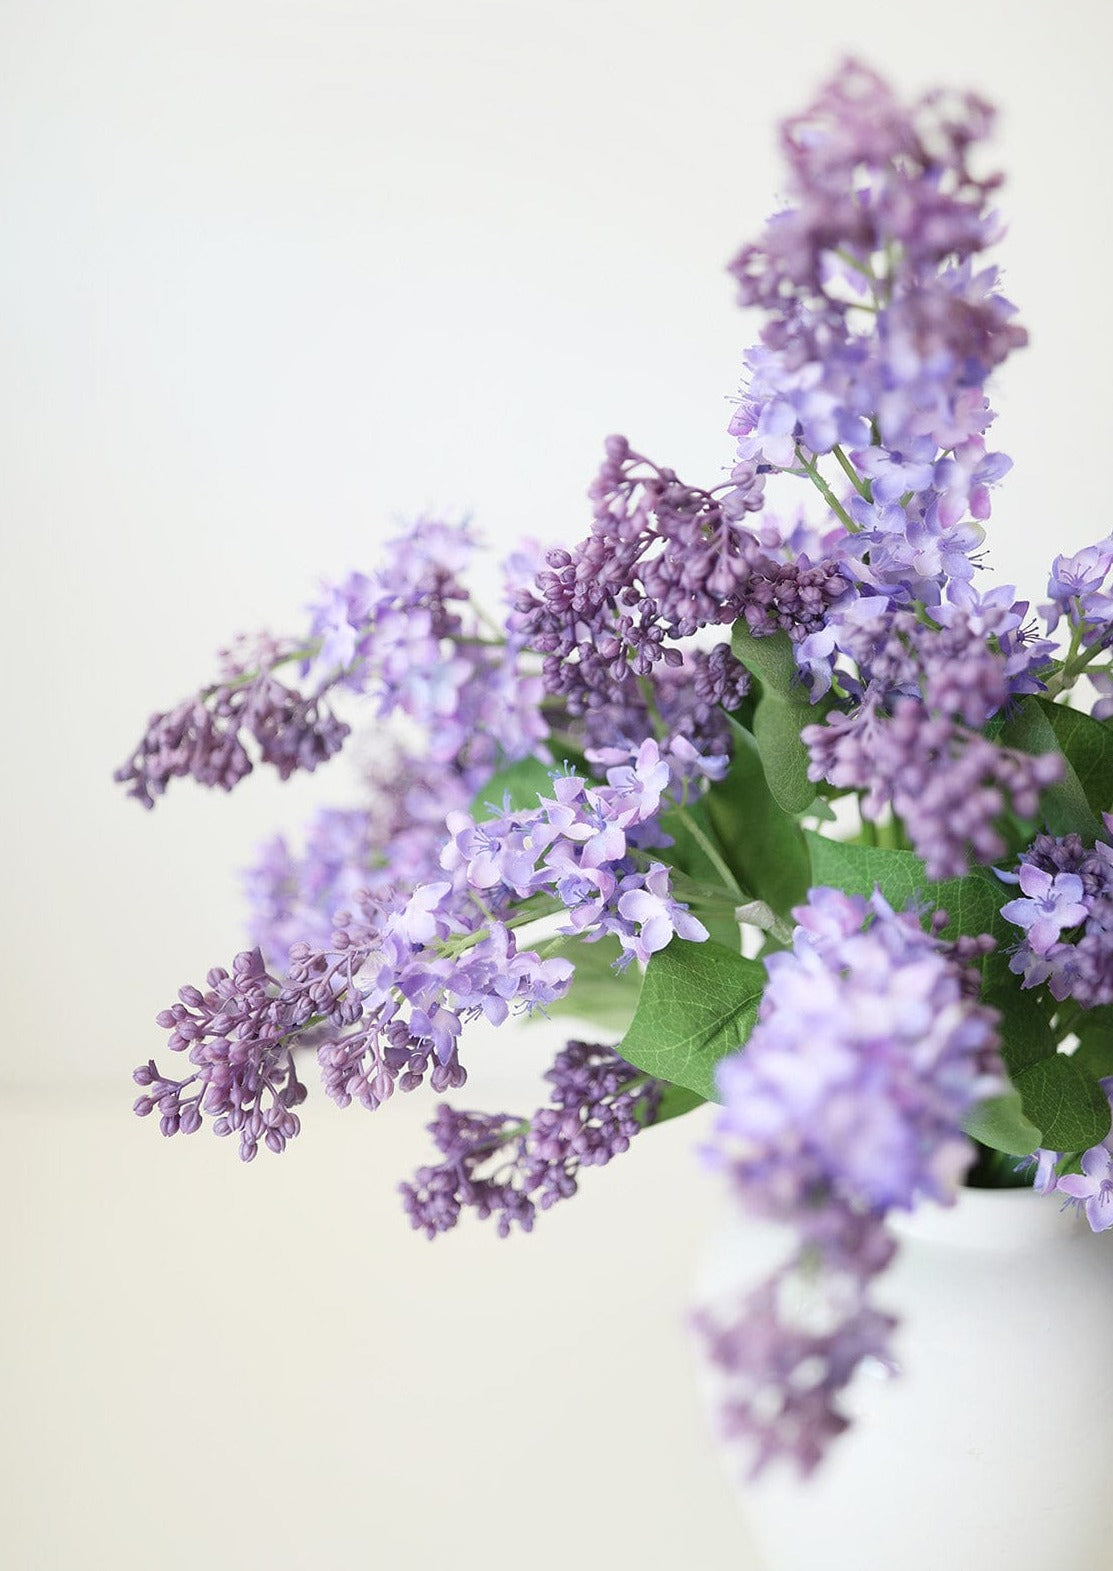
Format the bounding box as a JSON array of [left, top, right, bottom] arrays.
[[802, 599, 1059, 877], [1057, 1146, 1113, 1232], [999, 865, 1088, 954], [136, 862, 580, 1155], [1001, 827, 1113, 1008], [244, 744, 478, 964], [694, 1209, 898, 1478], [721, 61, 1024, 629], [441, 745, 709, 967], [1016, 1145, 1060, 1194], [510, 440, 852, 719], [114, 668, 350, 808], [1041, 537, 1113, 640], [697, 888, 1002, 1475], [399, 1041, 664, 1237], [711, 889, 1003, 1215], [118, 517, 550, 808], [616, 865, 710, 963]]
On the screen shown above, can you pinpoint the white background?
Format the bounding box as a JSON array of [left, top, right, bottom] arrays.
[[2, 2, 1110, 1566]]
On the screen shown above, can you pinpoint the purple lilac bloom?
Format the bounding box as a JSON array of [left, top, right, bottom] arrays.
[[999, 865, 1088, 955], [801, 597, 1059, 877], [135, 737, 710, 1158], [723, 62, 1023, 624], [243, 744, 478, 965], [399, 1041, 664, 1237], [696, 887, 1003, 1475], [694, 1209, 898, 1478], [577, 642, 751, 768], [1000, 825, 1113, 1007], [134, 868, 576, 1158], [440, 740, 709, 967], [114, 632, 351, 808], [1057, 1145, 1113, 1232], [1056, 1087, 1113, 1231], [118, 519, 549, 807], [510, 438, 852, 718], [1041, 536, 1113, 642]]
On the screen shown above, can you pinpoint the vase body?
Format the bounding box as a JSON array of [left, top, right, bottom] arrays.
[[696, 1187, 1113, 1571]]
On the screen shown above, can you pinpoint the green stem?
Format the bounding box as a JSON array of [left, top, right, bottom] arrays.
[[668, 804, 746, 899], [793, 446, 859, 533], [637, 675, 669, 741], [831, 444, 873, 503], [1044, 625, 1104, 699]]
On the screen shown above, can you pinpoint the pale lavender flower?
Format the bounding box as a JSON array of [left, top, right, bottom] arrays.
[[1057, 1145, 1113, 1232], [616, 865, 709, 963], [1001, 828, 1113, 1008], [1041, 538, 1113, 640], [999, 865, 1088, 954]]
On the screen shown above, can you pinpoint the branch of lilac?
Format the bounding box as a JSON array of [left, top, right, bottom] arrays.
[[117, 59, 1113, 1477]]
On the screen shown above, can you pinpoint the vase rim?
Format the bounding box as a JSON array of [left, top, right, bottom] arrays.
[[891, 1184, 1089, 1250]]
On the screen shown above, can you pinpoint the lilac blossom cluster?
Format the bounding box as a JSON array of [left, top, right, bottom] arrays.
[[698, 888, 1002, 1475], [118, 58, 1113, 1488], [511, 438, 850, 721], [114, 631, 352, 808], [134, 738, 711, 1158], [244, 744, 476, 966], [728, 59, 1021, 590], [134, 876, 574, 1160], [116, 519, 548, 808], [801, 588, 1061, 877], [399, 1040, 664, 1237], [1000, 823, 1113, 1008], [441, 738, 711, 966]]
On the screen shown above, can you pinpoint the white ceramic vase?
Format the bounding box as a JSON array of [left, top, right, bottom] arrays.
[[696, 1187, 1113, 1571]]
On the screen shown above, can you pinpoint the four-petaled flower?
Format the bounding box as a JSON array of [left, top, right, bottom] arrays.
[[1000, 865, 1088, 954], [1058, 1145, 1113, 1232]]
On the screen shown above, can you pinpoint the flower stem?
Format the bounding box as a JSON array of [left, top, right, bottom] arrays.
[[794, 446, 859, 533]]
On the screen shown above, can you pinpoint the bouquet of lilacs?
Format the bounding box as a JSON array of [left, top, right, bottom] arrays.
[[117, 62, 1113, 1479]]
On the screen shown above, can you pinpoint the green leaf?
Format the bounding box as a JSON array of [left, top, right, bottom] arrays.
[[730, 624, 820, 813], [1031, 698, 1113, 821], [752, 697, 817, 813], [647, 1083, 707, 1126], [982, 980, 1057, 1075], [1000, 697, 1102, 841], [706, 716, 811, 917], [730, 625, 808, 705], [468, 756, 558, 821], [963, 1089, 1042, 1157], [619, 938, 766, 1102], [1073, 1008, 1113, 1079], [542, 935, 641, 1035], [1013, 1055, 1112, 1151], [802, 834, 1007, 943]]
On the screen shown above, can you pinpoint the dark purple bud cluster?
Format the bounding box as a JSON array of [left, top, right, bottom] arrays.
[[399, 1041, 664, 1238], [806, 697, 1061, 880], [132, 949, 309, 1161], [578, 642, 752, 763], [114, 667, 349, 808], [511, 439, 850, 716]]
